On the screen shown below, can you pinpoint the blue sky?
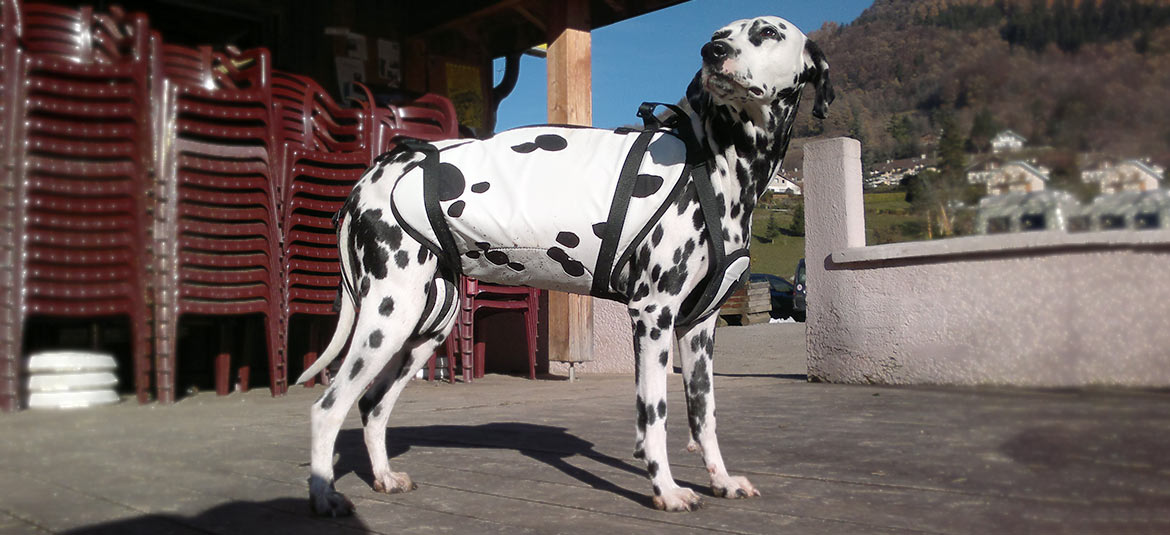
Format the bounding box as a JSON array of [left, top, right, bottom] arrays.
[[493, 0, 872, 131]]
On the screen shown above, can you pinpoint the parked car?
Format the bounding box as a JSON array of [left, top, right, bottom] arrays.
[[748, 273, 795, 320], [792, 258, 806, 322]]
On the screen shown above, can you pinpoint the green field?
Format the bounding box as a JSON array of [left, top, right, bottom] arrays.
[[748, 191, 927, 280]]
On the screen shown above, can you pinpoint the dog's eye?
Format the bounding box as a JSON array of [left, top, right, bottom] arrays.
[[761, 27, 778, 40]]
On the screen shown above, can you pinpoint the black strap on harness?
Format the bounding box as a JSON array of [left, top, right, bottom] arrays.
[[589, 126, 659, 299], [632, 102, 743, 327], [396, 138, 464, 278]]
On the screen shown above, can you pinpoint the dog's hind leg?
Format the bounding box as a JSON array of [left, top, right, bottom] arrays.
[[360, 281, 459, 495], [677, 314, 760, 500], [629, 301, 703, 512], [308, 280, 430, 517]]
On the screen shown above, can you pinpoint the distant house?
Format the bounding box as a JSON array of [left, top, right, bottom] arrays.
[[1081, 158, 1164, 194], [967, 159, 1049, 195], [766, 173, 801, 195], [990, 130, 1027, 153]]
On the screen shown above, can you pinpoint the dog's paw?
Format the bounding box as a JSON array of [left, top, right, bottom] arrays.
[[309, 489, 355, 517], [372, 471, 417, 494], [711, 474, 760, 499], [652, 486, 703, 512]]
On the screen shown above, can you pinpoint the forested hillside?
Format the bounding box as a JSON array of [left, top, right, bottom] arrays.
[[789, 0, 1170, 165]]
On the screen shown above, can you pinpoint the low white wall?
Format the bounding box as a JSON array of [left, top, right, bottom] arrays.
[[803, 137, 1170, 387]]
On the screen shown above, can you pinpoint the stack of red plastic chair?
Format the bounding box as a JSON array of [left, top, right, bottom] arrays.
[[3, 3, 155, 406], [0, 0, 24, 411], [277, 76, 370, 386], [153, 43, 284, 403]]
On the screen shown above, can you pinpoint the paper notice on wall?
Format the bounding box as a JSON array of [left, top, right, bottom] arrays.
[[377, 39, 401, 86], [335, 56, 365, 103], [445, 62, 483, 129]]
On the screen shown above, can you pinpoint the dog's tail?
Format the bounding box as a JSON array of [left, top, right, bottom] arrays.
[[294, 215, 358, 385]]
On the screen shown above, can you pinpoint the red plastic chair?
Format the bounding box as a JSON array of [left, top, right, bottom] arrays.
[[391, 93, 460, 141], [456, 279, 540, 382], [273, 71, 364, 155], [153, 45, 285, 403], [5, 5, 154, 407]]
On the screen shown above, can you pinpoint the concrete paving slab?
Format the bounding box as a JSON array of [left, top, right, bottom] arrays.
[[2, 323, 1169, 534]]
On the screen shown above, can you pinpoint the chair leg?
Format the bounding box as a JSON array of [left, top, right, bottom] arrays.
[[474, 341, 485, 379], [460, 308, 474, 383], [264, 313, 286, 396], [132, 314, 152, 403], [446, 335, 457, 384], [526, 307, 538, 380], [303, 322, 319, 388]]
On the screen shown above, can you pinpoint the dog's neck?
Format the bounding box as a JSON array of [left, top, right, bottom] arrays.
[[684, 90, 801, 249]]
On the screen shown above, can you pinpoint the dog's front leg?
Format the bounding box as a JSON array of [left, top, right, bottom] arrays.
[[677, 314, 760, 499], [629, 303, 702, 511]]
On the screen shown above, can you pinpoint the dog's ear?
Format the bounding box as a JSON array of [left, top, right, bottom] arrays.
[[685, 71, 707, 118], [802, 39, 834, 119]]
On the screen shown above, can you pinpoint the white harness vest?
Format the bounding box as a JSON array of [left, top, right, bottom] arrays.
[[384, 104, 749, 327]]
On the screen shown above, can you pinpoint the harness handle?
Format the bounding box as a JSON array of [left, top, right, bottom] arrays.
[[637, 102, 687, 131]]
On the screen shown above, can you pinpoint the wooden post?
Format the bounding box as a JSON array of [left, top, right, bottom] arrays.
[[546, 0, 594, 368]]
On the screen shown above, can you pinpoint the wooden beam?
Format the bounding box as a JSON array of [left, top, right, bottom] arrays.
[[545, 0, 594, 366]]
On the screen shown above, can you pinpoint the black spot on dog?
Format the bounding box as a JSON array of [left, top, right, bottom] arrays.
[[395, 250, 409, 269], [692, 208, 705, 231], [507, 262, 525, 272], [632, 174, 664, 198], [379, 297, 395, 316], [359, 276, 371, 297], [633, 440, 645, 460], [359, 381, 390, 425], [645, 304, 657, 314], [659, 350, 669, 367], [470, 181, 491, 193], [592, 222, 607, 239], [369, 330, 384, 348], [319, 388, 336, 409], [556, 231, 580, 248], [476, 241, 492, 251], [485, 250, 510, 266], [466, 250, 481, 259], [447, 200, 466, 217], [650, 328, 661, 340], [651, 265, 661, 283], [636, 395, 649, 431], [417, 247, 430, 264], [651, 225, 663, 246], [510, 134, 568, 154], [658, 307, 674, 329], [349, 358, 365, 380], [354, 210, 398, 279], [648, 460, 660, 477], [369, 166, 385, 183], [632, 282, 650, 302], [657, 399, 667, 419]]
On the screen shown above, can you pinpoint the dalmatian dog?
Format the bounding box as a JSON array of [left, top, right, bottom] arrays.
[[299, 15, 832, 515]]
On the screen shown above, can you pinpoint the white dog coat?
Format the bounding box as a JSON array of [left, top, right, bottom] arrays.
[[379, 106, 749, 327]]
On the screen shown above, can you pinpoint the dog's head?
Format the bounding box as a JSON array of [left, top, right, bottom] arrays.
[[689, 16, 834, 119]]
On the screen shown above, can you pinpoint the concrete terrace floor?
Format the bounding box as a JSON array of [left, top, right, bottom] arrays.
[[2, 322, 1169, 534]]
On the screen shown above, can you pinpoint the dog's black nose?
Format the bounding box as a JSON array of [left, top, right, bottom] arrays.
[[701, 41, 731, 64]]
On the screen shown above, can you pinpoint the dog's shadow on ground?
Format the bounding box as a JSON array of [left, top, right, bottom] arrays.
[[334, 422, 707, 507]]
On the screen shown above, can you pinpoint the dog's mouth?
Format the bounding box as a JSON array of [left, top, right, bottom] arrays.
[[703, 70, 764, 100]]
